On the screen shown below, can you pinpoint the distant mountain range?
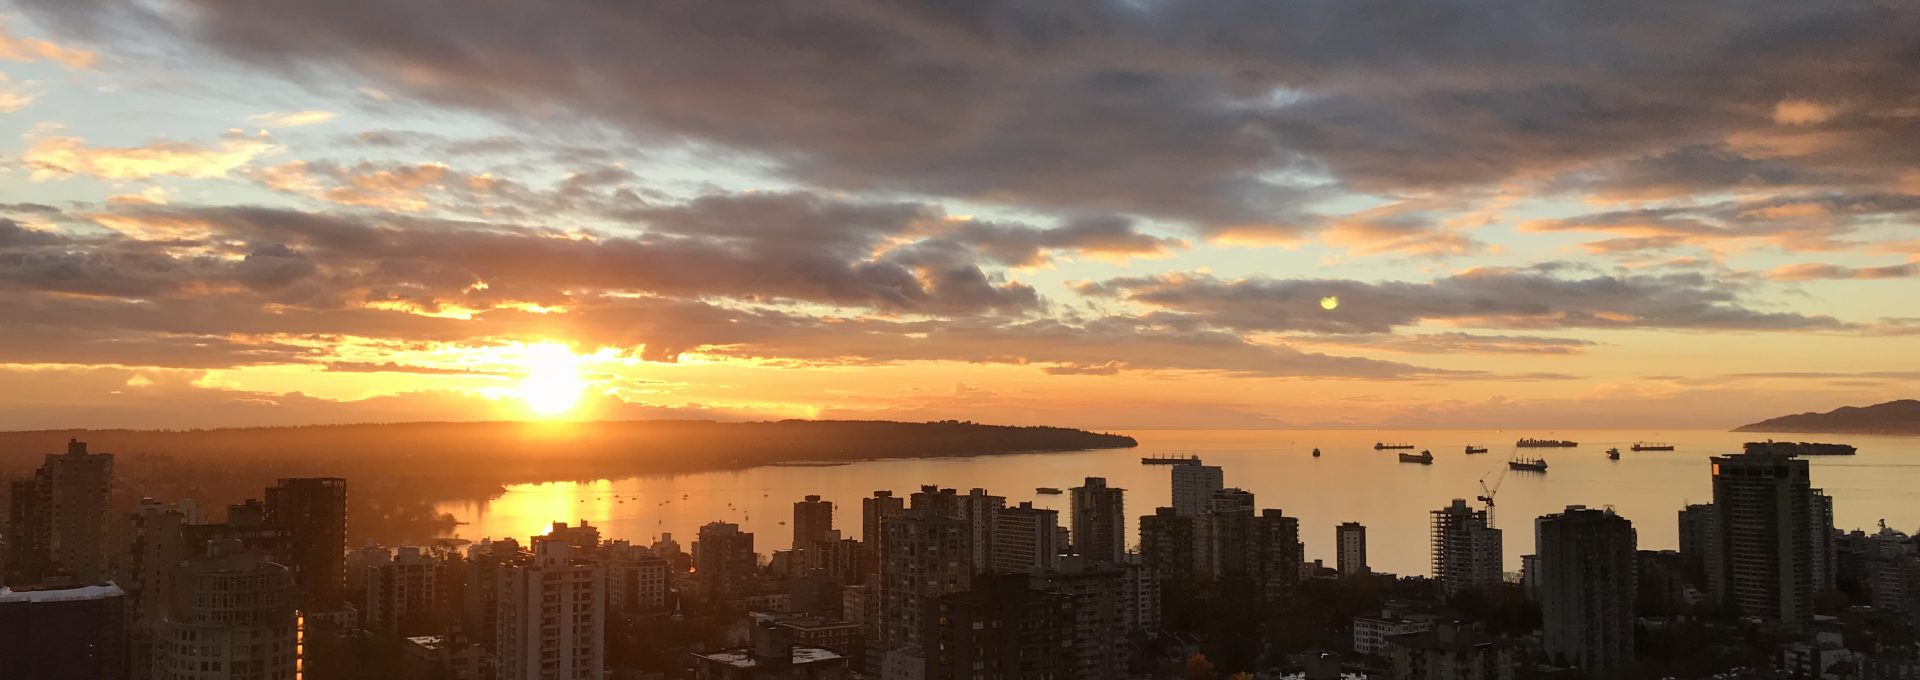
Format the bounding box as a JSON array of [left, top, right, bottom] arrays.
[[1734, 399, 1920, 435]]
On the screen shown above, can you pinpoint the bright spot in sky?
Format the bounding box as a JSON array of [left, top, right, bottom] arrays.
[[518, 343, 588, 417], [1320, 296, 1339, 310]]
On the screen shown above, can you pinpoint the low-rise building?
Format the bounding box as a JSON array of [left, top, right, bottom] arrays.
[[692, 622, 850, 680], [1385, 623, 1515, 680]]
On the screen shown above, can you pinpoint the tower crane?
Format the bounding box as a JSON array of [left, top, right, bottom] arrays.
[[1477, 467, 1508, 527]]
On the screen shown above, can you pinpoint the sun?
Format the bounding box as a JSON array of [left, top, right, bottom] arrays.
[[517, 343, 588, 417]]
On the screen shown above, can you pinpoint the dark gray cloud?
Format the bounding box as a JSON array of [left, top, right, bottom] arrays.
[[33, 0, 1920, 232], [1080, 264, 1849, 334], [0, 199, 1477, 379]]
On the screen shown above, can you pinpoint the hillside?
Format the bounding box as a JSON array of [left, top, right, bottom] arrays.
[[1734, 400, 1920, 435], [0, 419, 1136, 482]]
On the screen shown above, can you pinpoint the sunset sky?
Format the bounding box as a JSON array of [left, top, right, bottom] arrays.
[[2, 1, 1916, 430]]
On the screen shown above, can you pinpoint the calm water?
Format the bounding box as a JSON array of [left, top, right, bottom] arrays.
[[435, 429, 1920, 577]]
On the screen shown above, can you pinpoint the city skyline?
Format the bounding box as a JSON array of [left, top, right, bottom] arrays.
[[2, 3, 1917, 431]]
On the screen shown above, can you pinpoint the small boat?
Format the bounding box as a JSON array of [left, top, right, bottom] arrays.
[[1312, 448, 1322, 458], [1464, 445, 1489, 454], [1607, 447, 1621, 460], [1516, 438, 1578, 448], [1035, 487, 1063, 495], [1509, 455, 1549, 472], [1142, 454, 1203, 465], [1631, 442, 1675, 451], [1374, 442, 1416, 450], [1398, 450, 1434, 465]]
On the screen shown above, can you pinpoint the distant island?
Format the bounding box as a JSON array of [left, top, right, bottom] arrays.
[[0, 419, 1135, 544], [1734, 399, 1920, 435]]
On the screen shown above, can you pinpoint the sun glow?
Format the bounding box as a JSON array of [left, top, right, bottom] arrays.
[[517, 343, 588, 417]]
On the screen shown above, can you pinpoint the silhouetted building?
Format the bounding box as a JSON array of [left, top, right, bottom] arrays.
[[692, 621, 849, 680], [1677, 502, 1715, 586], [1253, 509, 1304, 600], [154, 544, 300, 680], [874, 509, 969, 654], [264, 477, 347, 606], [546, 520, 600, 551], [1139, 507, 1197, 582], [1031, 557, 1158, 679], [5, 438, 114, 587], [1386, 623, 1516, 680], [365, 546, 440, 636], [1432, 499, 1503, 597], [1536, 506, 1636, 680], [1708, 450, 1821, 625], [121, 499, 192, 680], [991, 502, 1061, 574], [0, 582, 126, 680], [925, 574, 1071, 680], [461, 538, 521, 654], [956, 488, 1005, 574], [1070, 477, 1125, 564], [498, 538, 604, 680], [605, 542, 669, 613], [1205, 488, 1255, 578], [859, 490, 904, 579], [793, 495, 834, 552], [696, 522, 756, 599], [1170, 464, 1223, 518], [1339, 522, 1369, 575]]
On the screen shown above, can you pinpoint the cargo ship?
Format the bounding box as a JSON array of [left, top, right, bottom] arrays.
[[1035, 487, 1062, 495], [1516, 438, 1578, 448], [1374, 442, 1416, 450], [1464, 445, 1489, 454], [1398, 450, 1434, 465], [1142, 454, 1203, 465], [1743, 441, 1857, 456], [1509, 455, 1550, 472], [1631, 442, 1675, 451]]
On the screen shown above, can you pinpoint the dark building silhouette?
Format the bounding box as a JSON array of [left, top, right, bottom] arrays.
[[155, 545, 300, 680], [1677, 502, 1715, 586], [1253, 509, 1304, 601], [991, 502, 1061, 574], [1139, 507, 1197, 583], [860, 490, 905, 578], [1536, 506, 1636, 680], [5, 439, 114, 587], [264, 477, 347, 606], [1338, 521, 1369, 576], [695, 522, 756, 599], [925, 574, 1071, 680], [793, 495, 835, 551], [1204, 488, 1255, 578], [1432, 499, 1503, 597], [1070, 477, 1125, 564], [1708, 450, 1824, 625], [0, 582, 126, 680], [875, 509, 969, 654]]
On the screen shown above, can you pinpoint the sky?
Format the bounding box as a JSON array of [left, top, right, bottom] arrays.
[[0, 1, 1916, 431]]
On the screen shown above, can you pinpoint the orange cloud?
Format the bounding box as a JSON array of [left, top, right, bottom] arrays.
[[24, 131, 279, 181], [1772, 99, 1839, 126], [248, 110, 339, 128], [0, 19, 98, 69], [0, 73, 35, 112]]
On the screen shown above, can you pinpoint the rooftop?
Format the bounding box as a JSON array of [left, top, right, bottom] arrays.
[[0, 583, 126, 604], [693, 646, 844, 668]]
